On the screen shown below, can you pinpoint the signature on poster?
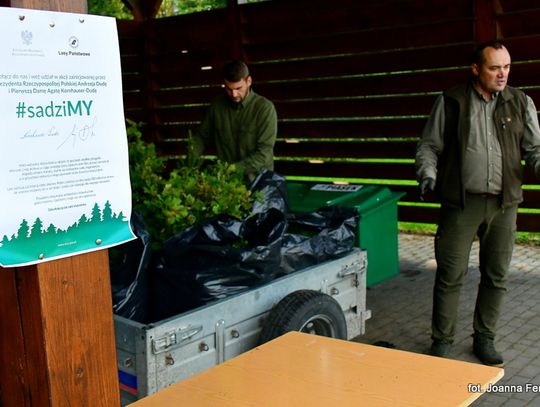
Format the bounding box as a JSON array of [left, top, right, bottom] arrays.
[[57, 116, 98, 150], [20, 126, 60, 139]]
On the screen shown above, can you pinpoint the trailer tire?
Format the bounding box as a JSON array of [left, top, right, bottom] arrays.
[[259, 289, 347, 344]]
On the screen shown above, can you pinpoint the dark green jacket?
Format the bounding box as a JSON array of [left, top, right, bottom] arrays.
[[437, 83, 527, 208], [193, 90, 277, 182]]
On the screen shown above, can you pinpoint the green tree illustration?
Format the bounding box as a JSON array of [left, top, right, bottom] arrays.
[[30, 217, 43, 238], [46, 224, 57, 235], [0, 200, 134, 265], [17, 219, 29, 239], [103, 201, 113, 221], [78, 213, 89, 225], [91, 203, 102, 223]]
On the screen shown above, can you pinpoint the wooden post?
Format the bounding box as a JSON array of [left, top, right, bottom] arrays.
[[226, 0, 245, 61], [474, 0, 503, 43], [0, 1, 121, 406]]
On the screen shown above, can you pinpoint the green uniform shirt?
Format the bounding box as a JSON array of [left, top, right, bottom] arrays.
[[193, 89, 277, 182], [416, 83, 540, 208]]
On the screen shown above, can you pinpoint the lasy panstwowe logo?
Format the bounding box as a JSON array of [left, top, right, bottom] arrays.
[[69, 36, 79, 48]]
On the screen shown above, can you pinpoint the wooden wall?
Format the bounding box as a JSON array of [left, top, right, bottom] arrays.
[[117, 0, 540, 231]]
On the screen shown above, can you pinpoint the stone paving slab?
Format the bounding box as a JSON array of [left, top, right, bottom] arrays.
[[353, 233, 540, 406]]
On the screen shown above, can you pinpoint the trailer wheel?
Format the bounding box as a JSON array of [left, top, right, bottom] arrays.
[[259, 290, 347, 344]]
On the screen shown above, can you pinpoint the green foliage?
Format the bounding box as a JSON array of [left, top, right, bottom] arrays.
[[125, 120, 165, 197], [87, 0, 132, 19], [126, 120, 261, 248], [157, 0, 227, 16], [156, 0, 269, 17], [88, 0, 268, 19], [161, 162, 256, 234], [87, 0, 228, 18]]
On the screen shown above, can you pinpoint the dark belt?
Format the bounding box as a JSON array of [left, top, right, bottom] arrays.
[[468, 192, 501, 198]]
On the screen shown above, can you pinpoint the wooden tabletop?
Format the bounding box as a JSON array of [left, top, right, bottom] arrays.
[[130, 331, 503, 407]]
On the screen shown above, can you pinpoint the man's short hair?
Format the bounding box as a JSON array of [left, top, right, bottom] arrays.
[[222, 60, 250, 82], [472, 40, 506, 65]]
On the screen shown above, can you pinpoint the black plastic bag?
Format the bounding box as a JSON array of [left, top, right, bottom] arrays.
[[149, 171, 289, 322], [126, 173, 357, 323], [152, 233, 281, 320], [279, 206, 357, 274], [109, 212, 152, 323], [249, 170, 289, 215]]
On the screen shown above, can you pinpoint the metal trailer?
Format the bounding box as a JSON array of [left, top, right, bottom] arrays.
[[114, 248, 371, 405]]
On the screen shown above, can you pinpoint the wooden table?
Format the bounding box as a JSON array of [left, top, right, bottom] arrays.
[[129, 331, 503, 407]]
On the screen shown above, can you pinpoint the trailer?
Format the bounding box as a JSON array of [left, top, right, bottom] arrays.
[[114, 247, 370, 405]]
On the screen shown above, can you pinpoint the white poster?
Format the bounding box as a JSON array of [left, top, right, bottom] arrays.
[[0, 7, 135, 267]]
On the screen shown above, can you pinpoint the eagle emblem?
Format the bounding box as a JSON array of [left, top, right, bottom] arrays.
[[21, 30, 32, 46]]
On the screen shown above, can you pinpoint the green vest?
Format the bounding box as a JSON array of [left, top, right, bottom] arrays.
[[437, 83, 527, 208]]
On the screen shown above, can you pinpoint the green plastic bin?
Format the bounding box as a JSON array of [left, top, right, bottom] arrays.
[[287, 182, 405, 287]]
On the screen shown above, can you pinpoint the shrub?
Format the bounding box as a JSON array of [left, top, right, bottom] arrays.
[[125, 119, 260, 248]]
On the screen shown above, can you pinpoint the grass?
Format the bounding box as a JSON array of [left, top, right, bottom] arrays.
[[399, 222, 436, 235], [399, 222, 540, 247]]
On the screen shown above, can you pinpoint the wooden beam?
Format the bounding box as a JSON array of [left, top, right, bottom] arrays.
[[8, 0, 86, 12], [0, 1, 120, 407], [226, 0, 244, 60], [474, 0, 503, 42]]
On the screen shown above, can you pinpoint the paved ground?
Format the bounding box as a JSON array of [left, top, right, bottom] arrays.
[[354, 233, 540, 406]]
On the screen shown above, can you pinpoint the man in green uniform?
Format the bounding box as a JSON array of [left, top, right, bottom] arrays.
[[192, 60, 277, 182], [416, 40, 540, 366]]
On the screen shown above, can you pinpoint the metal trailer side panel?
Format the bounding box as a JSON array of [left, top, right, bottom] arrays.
[[115, 248, 369, 405]]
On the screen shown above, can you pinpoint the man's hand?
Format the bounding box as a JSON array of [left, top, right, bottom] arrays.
[[419, 177, 435, 201]]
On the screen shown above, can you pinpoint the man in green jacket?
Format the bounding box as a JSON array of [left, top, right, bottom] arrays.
[[416, 40, 540, 366], [192, 60, 277, 182]]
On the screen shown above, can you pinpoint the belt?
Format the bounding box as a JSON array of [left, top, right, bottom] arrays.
[[468, 192, 501, 198]]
